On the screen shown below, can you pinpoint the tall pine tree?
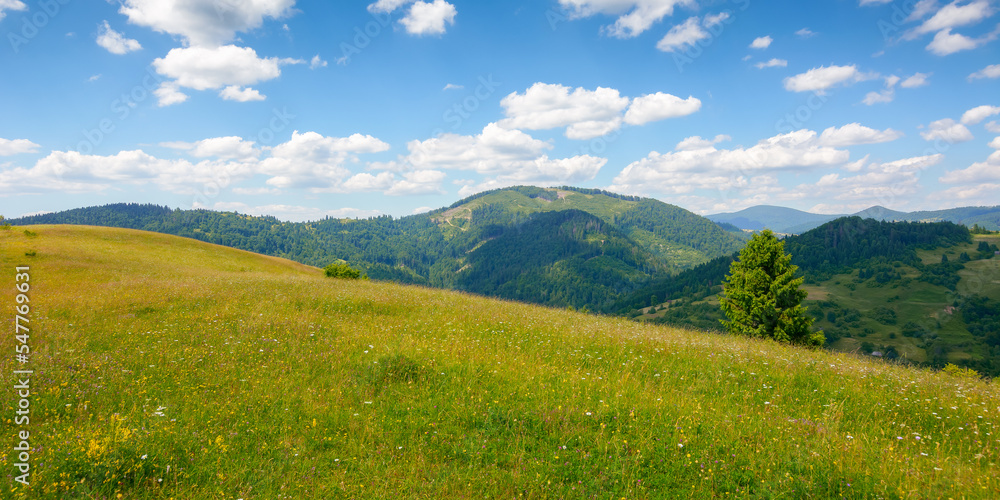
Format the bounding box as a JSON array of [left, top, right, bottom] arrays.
[[720, 230, 824, 346]]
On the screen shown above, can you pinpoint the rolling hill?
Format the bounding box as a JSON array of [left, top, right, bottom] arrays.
[[8, 186, 746, 311], [2, 224, 999, 498]]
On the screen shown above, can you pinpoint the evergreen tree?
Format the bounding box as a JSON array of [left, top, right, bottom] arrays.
[[720, 230, 824, 346]]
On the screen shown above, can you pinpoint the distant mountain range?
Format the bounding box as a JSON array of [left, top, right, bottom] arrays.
[[708, 205, 1000, 234]]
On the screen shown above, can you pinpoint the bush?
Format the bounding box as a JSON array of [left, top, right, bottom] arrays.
[[324, 262, 364, 279], [942, 363, 981, 381]]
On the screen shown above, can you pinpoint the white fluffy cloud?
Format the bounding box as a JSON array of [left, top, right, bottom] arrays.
[[206, 202, 382, 222], [219, 85, 266, 102], [557, 0, 694, 38], [806, 154, 941, 206], [896, 1, 999, 55], [401, 0, 457, 35], [162, 136, 261, 160], [0, 149, 256, 195], [920, 118, 974, 142], [960, 105, 1000, 125], [0, 0, 26, 21], [939, 138, 1000, 184], [119, 0, 295, 46], [152, 45, 302, 105], [500, 83, 699, 139], [259, 131, 390, 190], [309, 55, 327, 69], [755, 58, 787, 69], [0, 138, 40, 156], [784, 65, 875, 94], [96, 21, 142, 55], [400, 123, 605, 195], [655, 14, 729, 52], [153, 83, 189, 107], [610, 129, 850, 195], [750, 35, 772, 49], [969, 64, 1000, 80], [623, 93, 701, 125], [819, 123, 904, 146], [900, 72, 931, 88], [926, 27, 998, 55], [367, 0, 457, 36], [499, 83, 629, 140], [904, 0, 994, 39]]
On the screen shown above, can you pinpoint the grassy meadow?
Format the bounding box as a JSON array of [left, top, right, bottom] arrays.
[[2, 225, 1000, 498]]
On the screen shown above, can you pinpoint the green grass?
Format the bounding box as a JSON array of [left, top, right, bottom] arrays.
[[2, 225, 1000, 498]]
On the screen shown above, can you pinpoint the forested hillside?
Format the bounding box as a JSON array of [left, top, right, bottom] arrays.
[[9, 186, 744, 309], [620, 218, 1000, 376]]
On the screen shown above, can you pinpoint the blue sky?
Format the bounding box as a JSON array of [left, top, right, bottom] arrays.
[[0, 0, 998, 221]]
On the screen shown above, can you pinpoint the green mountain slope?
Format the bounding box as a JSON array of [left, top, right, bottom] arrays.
[[8, 186, 744, 310], [2, 224, 998, 498], [619, 218, 1000, 375]]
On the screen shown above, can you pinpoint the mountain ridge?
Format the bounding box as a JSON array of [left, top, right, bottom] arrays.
[[709, 204, 1000, 234]]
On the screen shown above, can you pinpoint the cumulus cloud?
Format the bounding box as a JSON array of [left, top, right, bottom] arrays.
[[610, 129, 850, 195], [154, 83, 189, 107], [795, 27, 816, 37], [152, 45, 302, 105], [900, 72, 931, 88], [400, 0, 457, 35], [819, 123, 904, 146], [0, 149, 257, 195], [750, 35, 772, 49], [0, 0, 26, 21], [623, 93, 701, 125], [368, 0, 457, 36], [784, 65, 875, 94], [499, 83, 629, 140], [939, 137, 1000, 183], [205, 202, 382, 222], [960, 105, 1000, 125], [499, 83, 699, 139], [863, 75, 900, 105], [755, 58, 787, 69], [920, 118, 974, 142], [655, 14, 729, 52], [926, 27, 999, 55], [904, 0, 994, 39], [805, 154, 941, 205], [309, 55, 327, 69], [96, 21, 142, 54], [0, 130, 400, 196], [119, 0, 295, 47], [969, 63, 1000, 80], [0, 138, 40, 156], [219, 85, 266, 102], [161, 136, 261, 160], [557, 0, 694, 38], [257, 131, 390, 191], [399, 123, 605, 196]]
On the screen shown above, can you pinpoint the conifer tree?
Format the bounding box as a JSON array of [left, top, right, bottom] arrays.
[[720, 229, 824, 346]]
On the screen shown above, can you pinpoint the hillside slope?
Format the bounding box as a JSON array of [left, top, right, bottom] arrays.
[[2, 224, 999, 498], [619, 218, 1000, 375], [8, 186, 746, 310]]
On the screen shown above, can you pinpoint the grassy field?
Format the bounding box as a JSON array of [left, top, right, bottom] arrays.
[[2, 225, 1000, 498]]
